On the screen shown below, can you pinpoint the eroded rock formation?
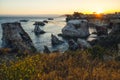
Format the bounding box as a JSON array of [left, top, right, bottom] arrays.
[[51, 34, 64, 46], [62, 20, 90, 38], [34, 25, 45, 35], [68, 39, 79, 50], [1, 22, 36, 52], [43, 46, 51, 53]]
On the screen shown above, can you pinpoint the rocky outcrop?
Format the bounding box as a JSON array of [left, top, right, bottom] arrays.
[[77, 38, 91, 49], [33, 22, 45, 26], [43, 20, 48, 23], [62, 20, 90, 38], [51, 34, 64, 46], [1, 22, 36, 52], [43, 46, 51, 53], [90, 23, 120, 49], [48, 18, 54, 20], [109, 23, 120, 35], [34, 25, 45, 35], [95, 25, 108, 36], [68, 39, 79, 50]]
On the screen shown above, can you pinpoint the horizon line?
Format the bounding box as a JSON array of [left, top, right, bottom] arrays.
[[0, 11, 120, 17]]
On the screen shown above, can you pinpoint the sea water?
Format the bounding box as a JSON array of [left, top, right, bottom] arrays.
[[0, 16, 96, 52]]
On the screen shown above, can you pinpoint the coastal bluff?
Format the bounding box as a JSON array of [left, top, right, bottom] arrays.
[[1, 22, 36, 52]]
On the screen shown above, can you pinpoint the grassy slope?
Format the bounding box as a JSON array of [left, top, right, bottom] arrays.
[[0, 49, 120, 80]]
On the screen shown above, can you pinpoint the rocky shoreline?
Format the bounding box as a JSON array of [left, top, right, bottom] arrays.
[[0, 12, 120, 57]]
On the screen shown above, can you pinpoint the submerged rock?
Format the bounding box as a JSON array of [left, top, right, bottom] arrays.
[[62, 20, 90, 38], [20, 20, 28, 22], [34, 25, 45, 35], [33, 22, 45, 26], [43, 46, 51, 54], [51, 34, 64, 46], [1, 22, 36, 52]]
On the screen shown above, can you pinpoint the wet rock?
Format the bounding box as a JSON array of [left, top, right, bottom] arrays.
[[77, 38, 91, 49], [1, 22, 36, 52], [34, 25, 45, 35], [62, 20, 90, 38], [33, 22, 45, 26], [43, 20, 48, 23], [48, 18, 54, 20], [43, 46, 51, 54], [51, 34, 64, 45], [58, 33, 63, 37], [68, 39, 79, 50]]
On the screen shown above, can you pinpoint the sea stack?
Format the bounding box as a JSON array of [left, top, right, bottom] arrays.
[[62, 20, 90, 38], [34, 25, 45, 35], [1, 22, 36, 52], [51, 34, 64, 46]]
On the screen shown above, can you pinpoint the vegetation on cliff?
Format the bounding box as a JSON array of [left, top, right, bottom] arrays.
[[0, 46, 120, 80]]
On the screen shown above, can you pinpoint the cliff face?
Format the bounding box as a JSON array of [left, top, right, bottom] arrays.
[[1, 22, 36, 52]]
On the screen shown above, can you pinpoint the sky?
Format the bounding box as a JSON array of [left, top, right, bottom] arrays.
[[0, 0, 120, 15]]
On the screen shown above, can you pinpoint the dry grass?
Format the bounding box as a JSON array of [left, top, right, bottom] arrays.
[[0, 49, 120, 80]]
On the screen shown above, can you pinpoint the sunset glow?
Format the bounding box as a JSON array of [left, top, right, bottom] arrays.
[[96, 9, 104, 14], [0, 0, 120, 15]]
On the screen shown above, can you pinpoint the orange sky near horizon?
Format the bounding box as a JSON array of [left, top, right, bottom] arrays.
[[0, 0, 120, 15]]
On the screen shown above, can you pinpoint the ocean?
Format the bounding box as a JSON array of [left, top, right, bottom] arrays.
[[0, 16, 96, 53]]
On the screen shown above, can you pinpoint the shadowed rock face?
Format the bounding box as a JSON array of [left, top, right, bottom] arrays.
[[51, 34, 64, 46], [1, 22, 36, 52], [90, 23, 120, 49], [110, 23, 120, 35], [43, 46, 51, 54], [34, 25, 45, 35], [95, 26, 108, 36], [68, 39, 79, 51]]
